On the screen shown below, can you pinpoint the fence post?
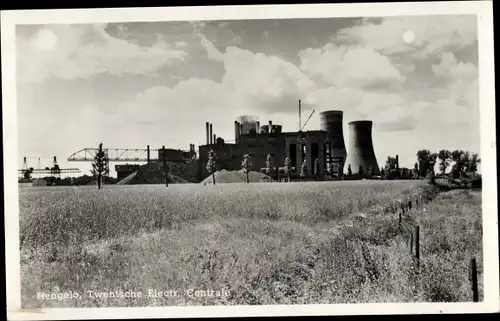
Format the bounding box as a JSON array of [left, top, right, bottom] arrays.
[[415, 226, 420, 266], [410, 232, 413, 255], [408, 200, 412, 210], [470, 257, 479, 302]]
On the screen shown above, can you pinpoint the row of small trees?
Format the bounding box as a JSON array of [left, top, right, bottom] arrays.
[[377, 149, 481, 183], [416, 149, 481, 185], [206, 149, 356, 185]]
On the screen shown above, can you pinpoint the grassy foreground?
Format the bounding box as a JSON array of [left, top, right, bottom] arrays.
[[19, 181, 482, 307]]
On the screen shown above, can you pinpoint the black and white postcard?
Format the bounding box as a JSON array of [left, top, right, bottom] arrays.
[[2, 1, 498, 320]]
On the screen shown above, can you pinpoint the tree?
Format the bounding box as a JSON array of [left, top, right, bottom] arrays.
[[347, 164, 352, 177], [206, 149, 218, 185], [358, 165, 364, 178], [428, 152, 438, 177], [369, 166, 376, 178], [242, 154, 252, 184], [413, 162, 419, 178], [265, 154, 273, 176], [313, 158, 320, 180], [450, 150, 465, 179], [328, 163, 335, 178], [467, 153, 481, 175], [437, 149, 451, 176], [428, 168, 436, 185], [160, 147, 170, 187], [416, 149, 431, 177], [380, 167, 386, 179], [300, 160, 308, 179], [284, 157, 292, 182], [91, 142, 109, 190]]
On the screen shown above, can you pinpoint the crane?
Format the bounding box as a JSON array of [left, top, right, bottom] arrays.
[[300, 109, 315, 131], [18, 156, 81, 179]]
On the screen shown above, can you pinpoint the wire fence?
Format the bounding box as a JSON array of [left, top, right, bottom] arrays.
[[393, 192, 480, 302]]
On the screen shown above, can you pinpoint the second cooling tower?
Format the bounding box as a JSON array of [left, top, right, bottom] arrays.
[[344, 120, 380, 175], [320, 111, 347, 160]]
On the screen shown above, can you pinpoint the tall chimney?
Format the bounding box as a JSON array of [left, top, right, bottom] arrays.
[[269, 120, 272, 133], [213, 134, 217, 145], [239, 123, 243, 136], [206, 122, 209, 145], [234, 120, 239, 144], [256, 121, 260, 133], [209, 123, 213, 144], [299, 100, 301, 131], [147, 145, 150, 163]]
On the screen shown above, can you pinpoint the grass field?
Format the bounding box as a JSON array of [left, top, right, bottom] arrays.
[[19, 180, 483, 307]]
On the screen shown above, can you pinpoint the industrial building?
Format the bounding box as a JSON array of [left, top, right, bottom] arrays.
[[197, 109, 380, 182], [64, 105, 381, 183]]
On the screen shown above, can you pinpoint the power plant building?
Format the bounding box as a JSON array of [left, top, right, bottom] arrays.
[[109, 110, 381, 183], [197, 110, 370, 181]]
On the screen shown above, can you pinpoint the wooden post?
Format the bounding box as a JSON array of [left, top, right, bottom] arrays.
[[470, 257, 479, 302], [408, 200, 412, 210], [410, 233, 413, 255], [415, 226, 420, 265]]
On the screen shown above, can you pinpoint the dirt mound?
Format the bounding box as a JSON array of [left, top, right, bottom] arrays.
[[117, 161, 188, 185], [201, 169, 271, 184]]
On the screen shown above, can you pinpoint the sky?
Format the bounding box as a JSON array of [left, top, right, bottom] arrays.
[[16, 15, 480, 177]]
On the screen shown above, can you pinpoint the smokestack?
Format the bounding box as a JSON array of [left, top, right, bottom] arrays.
[[213, 134, 216, 145], [209, 123, 213, 144], [299, 100, 301, 131], [206, 122, 209, 145], [234, 121, 239, 144], [269, 120, 272, 133], [344, 120, 380, 176], [239, 123, 243, 136], [147, 145, 150, 163], [396, 155, 399, 170], [256, 121, 260, 133]]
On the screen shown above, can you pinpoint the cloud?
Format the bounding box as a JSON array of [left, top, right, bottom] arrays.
[[336, 15, 477, 60], [198, 37, 315, 114], [299, 43, 405, 90], [16, 24, 187, 84], [432, 51, 478, 81]]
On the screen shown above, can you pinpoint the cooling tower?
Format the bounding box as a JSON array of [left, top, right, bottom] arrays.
[[237, 115, 259, 134], [319, 111, 347, 159], [344, 120, 380, 175]]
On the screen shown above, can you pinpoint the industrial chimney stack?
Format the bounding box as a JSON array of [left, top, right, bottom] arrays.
[[209, 123, 213, 145], [205, 122, 209, 145], [344, 120, 380, 176], [234, 121, 239, 144]]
